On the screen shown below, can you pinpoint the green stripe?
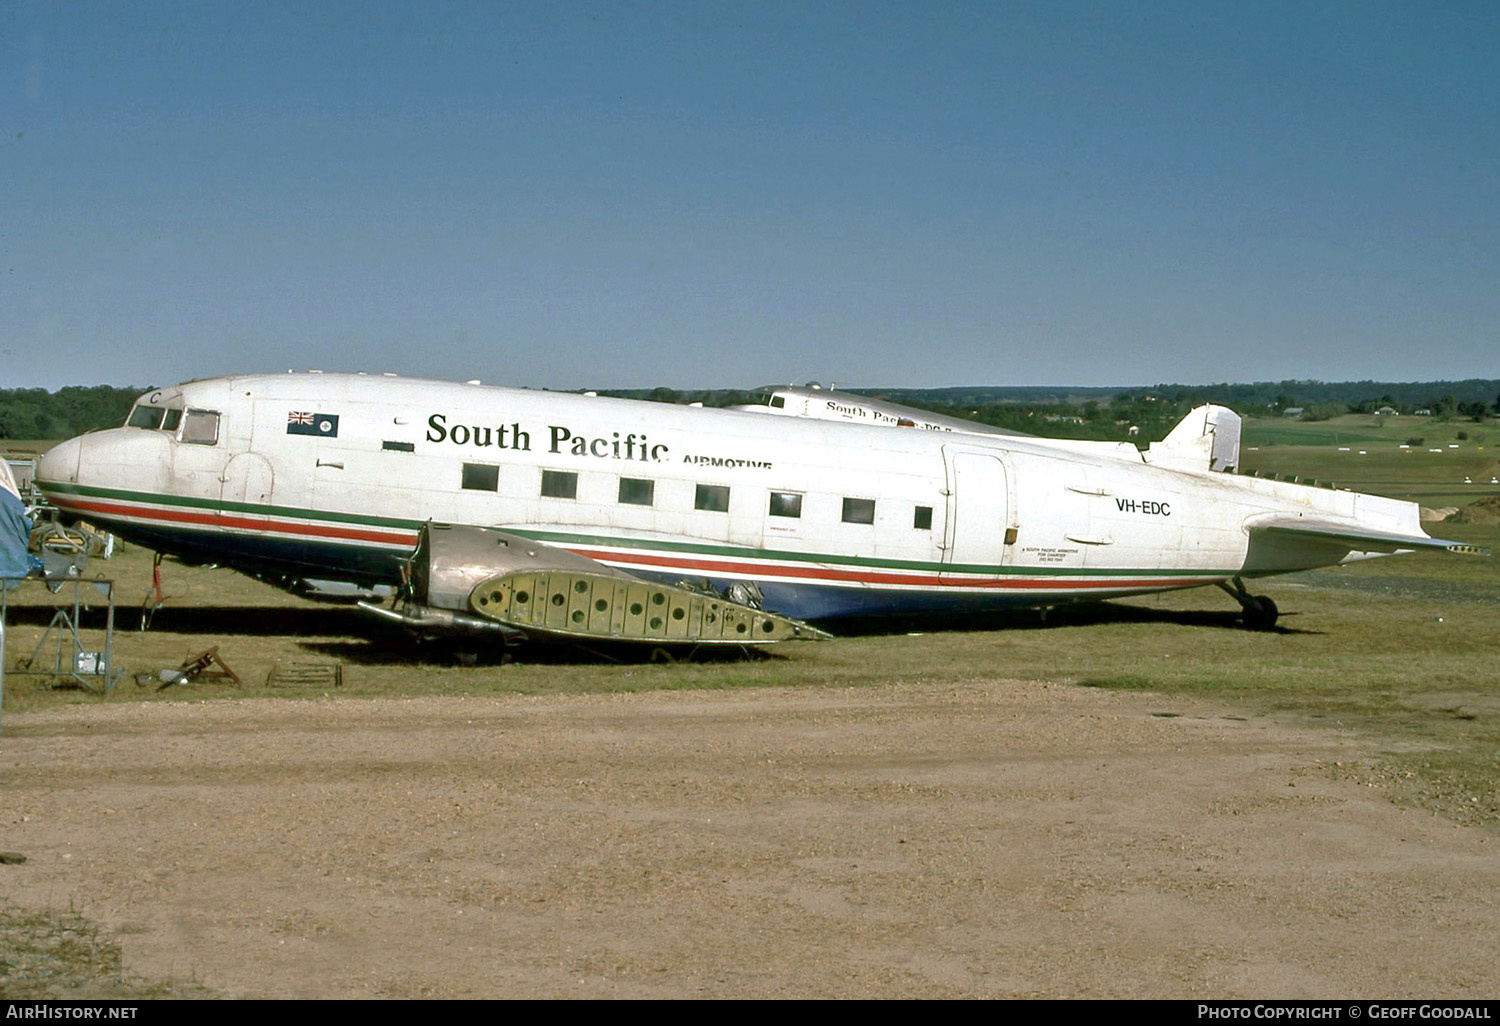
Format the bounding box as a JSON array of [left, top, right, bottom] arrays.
[[43, 480, 1238, 579], [40, 480, 424, 532]]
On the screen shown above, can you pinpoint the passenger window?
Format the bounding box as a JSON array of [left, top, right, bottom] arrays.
[[540, 470, 578, 499], [695, 484, 730, 512], [619, 477, 654, 506], [462, 463, 499, 491], [769, 491, 802, 518], [913, 506, 933, 530], [127, 405, 165, 430], [181, 409, 220, 446], [842, 497, 875, 524]]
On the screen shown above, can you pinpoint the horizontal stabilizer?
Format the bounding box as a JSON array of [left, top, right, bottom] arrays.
[[1252, 519, 1489, 556]]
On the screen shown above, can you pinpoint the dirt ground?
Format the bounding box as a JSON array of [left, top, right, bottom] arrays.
[[2, 679, 1497, 999]]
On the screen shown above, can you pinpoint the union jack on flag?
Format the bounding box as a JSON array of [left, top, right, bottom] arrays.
[[286, 411, 339, 437]]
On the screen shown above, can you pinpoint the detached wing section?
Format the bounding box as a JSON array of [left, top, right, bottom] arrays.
[[364, 522, 829, 646]]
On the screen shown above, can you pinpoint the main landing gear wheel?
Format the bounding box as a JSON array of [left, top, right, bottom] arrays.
[[1241, 595, 1279, 631], [1218, 578, 1280, 631]]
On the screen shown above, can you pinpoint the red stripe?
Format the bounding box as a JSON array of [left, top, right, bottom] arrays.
[[57, 497, 418, 548], [568, 546, 1218, 592]]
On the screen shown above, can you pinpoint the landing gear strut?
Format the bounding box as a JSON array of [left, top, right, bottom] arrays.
[[1219, 577, 1279, 631]]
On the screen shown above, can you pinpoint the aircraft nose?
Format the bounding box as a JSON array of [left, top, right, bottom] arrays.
[[37, 436, 82, 488]]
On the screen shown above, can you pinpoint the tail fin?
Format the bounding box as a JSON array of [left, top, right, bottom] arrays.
[[1145, 405, 1241, 473]]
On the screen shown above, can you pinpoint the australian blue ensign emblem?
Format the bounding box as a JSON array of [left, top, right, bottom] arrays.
[[287, 411, 339, 437]]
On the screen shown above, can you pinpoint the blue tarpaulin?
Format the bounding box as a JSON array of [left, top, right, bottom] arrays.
[[1, 462, 37, 579]]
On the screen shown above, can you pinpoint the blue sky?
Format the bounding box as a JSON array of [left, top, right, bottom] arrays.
[[5, 1, 1498, 391]]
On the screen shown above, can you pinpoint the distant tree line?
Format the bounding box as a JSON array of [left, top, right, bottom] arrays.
[[604, 379, 1500, 416], [1137, 379, 1500, 420], [0, 386, 145, 440], [884, 394, 1188, 442], [597, 378, 1500, 445], [790, 379, 1500, 413], [594, 386, 765, 408], [888, 382, 1500, 440]]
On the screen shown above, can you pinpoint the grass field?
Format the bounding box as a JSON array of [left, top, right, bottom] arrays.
[[1240, 413, 1500, 508]]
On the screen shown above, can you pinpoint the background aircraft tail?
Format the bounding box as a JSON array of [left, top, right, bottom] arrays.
[[1145, 404, 1242, 473]]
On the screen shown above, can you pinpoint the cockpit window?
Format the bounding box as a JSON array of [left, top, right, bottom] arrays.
[[181, 409, 221, 446], [126, 404, 187, 432], [127, 405, 166, 429], [747, 391, 787, 409]]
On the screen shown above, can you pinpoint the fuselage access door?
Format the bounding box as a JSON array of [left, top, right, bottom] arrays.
[[219, 452, 276, 534], [941, 446, 1013, 573]]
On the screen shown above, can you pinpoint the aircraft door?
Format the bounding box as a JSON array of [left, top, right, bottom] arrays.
[[220, 453, 275, 531], [943, 450, 1010, 569]]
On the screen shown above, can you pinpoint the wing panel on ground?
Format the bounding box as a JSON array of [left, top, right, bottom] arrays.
[[383, 522, 829, 646]]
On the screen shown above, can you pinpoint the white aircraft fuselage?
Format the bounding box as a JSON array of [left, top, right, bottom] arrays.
[[34, 373, 1473, 628]]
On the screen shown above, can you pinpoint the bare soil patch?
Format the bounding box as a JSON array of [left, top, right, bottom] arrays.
[[1452, 495, 1500, 525], [2, 681, 1497, 999]]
